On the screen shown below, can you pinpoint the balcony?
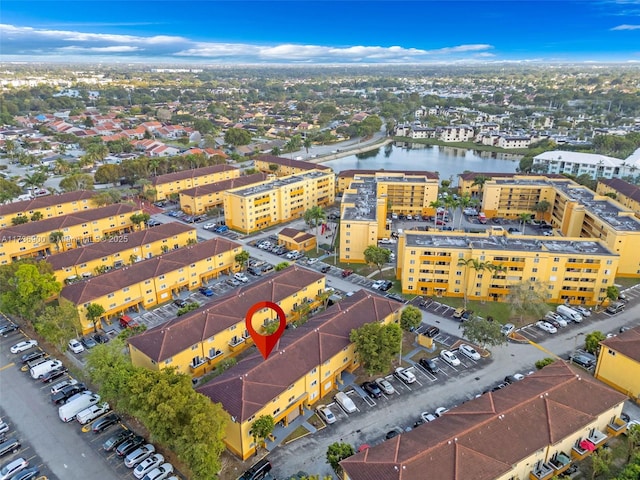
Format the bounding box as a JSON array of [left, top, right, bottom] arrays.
[[548, 452, 572, 475], [529, 461, 554, 480], [207, 349, 223, 362], [571, 438, 595, 460], [587, 428, 608, 447], [228, 337, 246, 351], [607, 417, 628, 437]]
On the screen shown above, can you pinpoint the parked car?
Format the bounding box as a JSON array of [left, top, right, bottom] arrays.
[[418, 357, 438, 374], [385, 428, 403, 440], [320, 265, 331, 273], [375, 378, 395, 395], [504, 374, 525, 384], [394, 367, 416, 384], [544, 317, 561, 329], [81, 336, 98, 349], [214, 225, 229, 233], [198, 286, 214, 297], [173, 299, 187, 308], [51, 383, 87, 405], [93, 333, 110, 344], [134, 454, 165, 479], [452, 307, 465, 319], [334, 392, 357, 413], [385, 293, 406, 303], [341, 269, 353, 278], [315, 405, 336, 425], [50, 378, 78, 395], [234, 273, 249, 283], [20, 350, 46, 365], [202, 223, 216, 230], [238, 459, 272, 480], [435, 407, 449, 417], [420, 412, 436, 423], [115, 435, 146, 457], [535, 321, 558, 334], [371, 280, 386, 290], [0, 323, 18, 336], [41, 365, 69, 383], [361, 381, 382, 399], [76, 402, 110, 425], [8, 466, 39, 480], [142, 463, 174, 480], [103, 430, 136, 452], [124, 444, 156, 468], [119, 315, 140, 329], [440, 350, 461, 367], [573, 305, 592, 317], [458, 344, 481, 361], [0, 438, 20, 458], [10, 340, 37, 354], [91, 413, 120, 433], [544, 312, 567, 327], [501, 323, 515, 336], [0, 457, 28, 480], [569, 354, 595, 369]]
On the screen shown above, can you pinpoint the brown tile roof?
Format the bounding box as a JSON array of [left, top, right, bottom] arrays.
[[0, 203, 138, 239], [128, 266, 325, 364], [338, 169, 439, 180], [341, 361, 626, 480], [599, 324, 640, 362], [196, 290, 404, 422], [150, 165, 238, 187], [255, 154, 332, 171], [46, 222, 196, 272], [599, 178, 640, 204], [179, 173, 268, 198], [60, 237, 241, 305], [0, 190, 97, 217], [278, 227, 314, 243], [457, 172, 565, 181]]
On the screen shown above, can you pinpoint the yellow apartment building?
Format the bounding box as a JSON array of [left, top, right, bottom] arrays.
[[480, 178, 640, 277], [46, 222, 197, 283], [396, 230, 618, 306], [179, 173, 268, 215], [127, 267, 326, 376], [337, 169, 438, 194], [253, 154, 333, 178], [595, 325, 640, 403], [223, 170, 335, 234], [341, 361, 628, 480], [457, 172, 564, 199], [59, 237, 242, 333], [339, 172, 438, 263], [0, 190, 97, 228], [196, 289, 404, 459], [597, 178, 640, 218], [0, 203, 142, 264], [146, 164, 240, 201]]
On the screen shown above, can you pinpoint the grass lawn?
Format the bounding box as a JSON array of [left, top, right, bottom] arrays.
[[615, 277, 640, 289], [440, 297, 542, 325], [307, 413, 325, 430], [283, 425, 311, 444]]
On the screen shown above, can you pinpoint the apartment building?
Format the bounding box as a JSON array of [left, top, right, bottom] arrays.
[[196, 289, 403, 459], [47, 222, 197, 283], [342, 361, 628, 480], [223, 170, 335, 234], [532, 150, 627, 180], [0, 190, 97, 228], [0, 203, 141, 264], [481, 178, 640, 277], [595, 325, 640, 403], [457, 172, 564, 198], [60, 237, 242, 333], [145, 164, 240, 201], [127, 267, 325, 377], [337, 169, 438, 194], [253, 154, 332, 178], [597, 178, 640, 218], [397, 231, 618, 306], [179, 173, 268, 215], [339, 172, 439, 263], [439, 125, 474, 142]]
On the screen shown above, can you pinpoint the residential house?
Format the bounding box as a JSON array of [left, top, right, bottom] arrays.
[[146, 164, 240, 201], [595, 325, 640, 404], [0, 190, 97, 228], [278, 227, 316, 252]]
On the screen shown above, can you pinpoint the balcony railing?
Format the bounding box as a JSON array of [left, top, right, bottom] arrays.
[[228, 337, 246, 351], [529, 462, 554, 480], [549, 452, 571, 474], [607, 417, 628, 437], [587, 429, 608, 447]]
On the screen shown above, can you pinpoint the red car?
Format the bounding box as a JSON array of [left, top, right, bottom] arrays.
[[341, 269, 353, 278]]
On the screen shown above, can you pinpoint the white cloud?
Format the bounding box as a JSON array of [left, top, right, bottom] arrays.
[[59, 45, 141, 53], [611, 24, 640, 29]]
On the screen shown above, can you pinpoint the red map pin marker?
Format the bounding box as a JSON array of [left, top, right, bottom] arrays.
[[245, 301, 287, 360]]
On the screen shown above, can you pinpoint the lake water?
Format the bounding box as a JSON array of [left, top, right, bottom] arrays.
[[323, 142, 521, 184]]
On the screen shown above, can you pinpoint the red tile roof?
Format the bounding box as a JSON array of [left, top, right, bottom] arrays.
[[150, 164, 238, 187], [179, 173, 268, 198], [341, 361, 626, 480], [599, 178, 640, 204], [278, 227, 314, 243], [0, 190, 97, 217], [60, 237, 241, 305], [46, 222, 196, 272], [127, 266, 324, 363], [599, 324, 640, 362], [196, 290, 404, 422], [256, 154, 332, 172]]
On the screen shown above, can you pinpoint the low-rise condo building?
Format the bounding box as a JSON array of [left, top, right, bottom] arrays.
[[597, 178, 640, 219], [179, 173, 268, 215], [145, 164, 240, 201], [253, 154, 332, 177], [533, 150, 629, 180], [0, 190, 97, 228], [595, 325, 640, 403]]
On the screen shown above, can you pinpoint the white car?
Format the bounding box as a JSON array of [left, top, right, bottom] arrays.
[[0, 457, 28, 480], [143, 463, 174, 480], [544, 312, 567, 327], [371, 280, 385, 290], [394, 367, 416, 384], [307, 258, 318, 265], [574, 306, 592, 317], [68, 339, 85, 354], [440, 350, 461, 367], [375, 378, 395, 395], [420, 412, 436, 422], [202, 223, 216, 230], [134, 453, 165, 479], [10, 340, 38, 354], [458, 344, 481, 361], [316, 405, 336, 425], [536, 320, 558, 334], [76, 402, 110, 425], [500, 323, 515, 336], [50, 378, 78, 395], [435, 407, 449, 417], [233, 273, 249, 283]]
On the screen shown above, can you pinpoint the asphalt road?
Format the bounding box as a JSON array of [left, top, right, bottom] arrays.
[[0, 329, 121, 480]]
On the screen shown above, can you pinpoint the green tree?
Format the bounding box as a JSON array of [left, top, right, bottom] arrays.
[[0, 263, 61, 319], [606, 285, 620, 302], [363, 245, 391, 275], [303, 137, 313, 154], [21, 172, 48, 194], [275, 261, 290, 271], [194, 118, 215, 135], [224, 127, 252, 146], [471, 175, 490, 194], [49, 231, 65, 252], [92, 189, 121, 206], [507, 280, 550, 325], [304, 205, 326, 253], [590, 446, 612, 480], [518, 212, 532, 232], [429, 199, 443, 230], [457, 193, 476, 229], [130, 213, 150, 230], [94, 164, 123, 186], [627, 423, 640, 462], [34, 299, 82, 349], [350, 322, 402, 375], [461, 317, 506, 350], [535, 357, 556, 370], [30, 211, 43, 222], [584, 331, 605, 354], [400, 305, 422, 332], [249, 415, 275, 454], [59, 173, 94, 192], [11, 216, 29, 225], [457, 258, 496, 308], [235, 251, 250, 271], [326, 442, 355, 473], [532, 200, 551, 220], [0, 178, 22, 203], [268, 163, 280, 173], [86, 303, 106, 332]]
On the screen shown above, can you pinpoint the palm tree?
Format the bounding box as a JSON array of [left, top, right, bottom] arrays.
[[49, 231, 65, 252], [304, 205, 326, 253], [471, 175, 490, 197], [532, 200, 551, 221], [21, 172, 47, 195], [443, 195, 459, 229], [518, 212, 532, 232], [457, 193, 476, 230], [303, 138, 312, 155], [458, 258, 495, 306], [429, 199, 443, 230]]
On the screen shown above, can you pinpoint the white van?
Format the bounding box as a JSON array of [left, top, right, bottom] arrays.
[[29, 359, 62, 379], [58, 392, 100, 422], [556, 305, 583, 323], [334, 392, 357, 414]]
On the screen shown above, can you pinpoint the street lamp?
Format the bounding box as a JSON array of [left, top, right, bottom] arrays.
[[571, 332, 584, 363]]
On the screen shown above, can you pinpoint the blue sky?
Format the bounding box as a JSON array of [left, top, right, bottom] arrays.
[[1, 1, 640, 64]]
